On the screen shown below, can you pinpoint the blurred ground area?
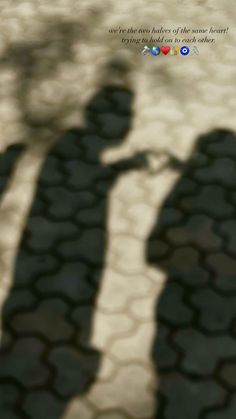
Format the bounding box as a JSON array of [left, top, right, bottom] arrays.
[[0, 1, 236, 418]]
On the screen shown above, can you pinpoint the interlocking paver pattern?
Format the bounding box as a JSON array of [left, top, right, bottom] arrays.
[[0, 1, 235, 419]]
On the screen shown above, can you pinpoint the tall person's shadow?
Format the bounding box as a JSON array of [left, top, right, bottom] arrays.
[[0, 84, 147, 419], [146, 129, 236, 419]]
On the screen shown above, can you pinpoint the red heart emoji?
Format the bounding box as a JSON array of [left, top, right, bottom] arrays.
[[161, 46, 170, 55]]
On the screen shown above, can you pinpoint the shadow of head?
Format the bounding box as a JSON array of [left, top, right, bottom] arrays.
[[159, 128, 236, 174], [84, 84, 134, 145], [191, 128, 236, 157], [57, 84, 134, 160]]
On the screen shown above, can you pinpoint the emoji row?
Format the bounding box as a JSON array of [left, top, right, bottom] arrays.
[[141, 45, 199, 56]]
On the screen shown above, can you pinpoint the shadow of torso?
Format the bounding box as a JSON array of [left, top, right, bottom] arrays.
[[147, 130, 236, 419]]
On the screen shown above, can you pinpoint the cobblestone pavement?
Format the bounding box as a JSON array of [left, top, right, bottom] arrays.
[[0, 1, 236, 419]]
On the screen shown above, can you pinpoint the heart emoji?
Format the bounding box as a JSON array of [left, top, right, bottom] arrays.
[[161, 46, 170, 55]]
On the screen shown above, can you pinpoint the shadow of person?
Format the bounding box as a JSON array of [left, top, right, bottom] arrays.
[[0, 144, 26, 199], [146, 129, 236, 419], [0, 84, 147, 419]]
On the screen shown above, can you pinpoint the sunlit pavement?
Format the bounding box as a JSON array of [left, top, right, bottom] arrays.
[[0, 1, 235, 418]]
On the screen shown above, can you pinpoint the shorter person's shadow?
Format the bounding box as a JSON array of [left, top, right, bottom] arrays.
[[0, 84, 148, 419], [147, 129, 236, 419]]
